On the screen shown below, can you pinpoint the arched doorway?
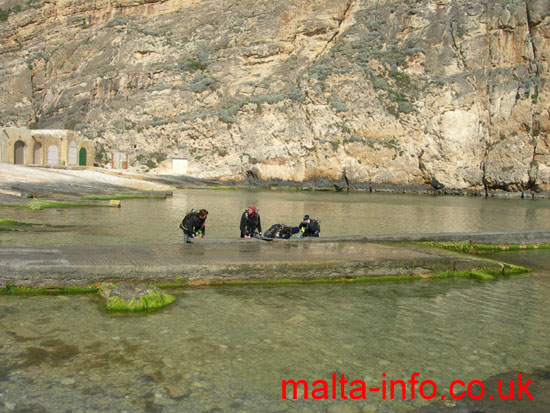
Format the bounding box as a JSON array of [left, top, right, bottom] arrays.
[[79, 147, 87, 166], [14, 140, 26, 164], [47, 145, 59, 165], [68, 141, 78, 165], [33, 142, 42, 164]]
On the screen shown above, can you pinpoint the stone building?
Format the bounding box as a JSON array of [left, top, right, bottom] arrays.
[[0, 127, 94, 167]]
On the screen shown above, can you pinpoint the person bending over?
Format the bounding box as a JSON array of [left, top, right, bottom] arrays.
[[179, 209, 208, 243], [240, 204, 262, 238], [299, 215, 320, 237]]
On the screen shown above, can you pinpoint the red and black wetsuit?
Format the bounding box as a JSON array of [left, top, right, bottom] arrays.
[[240, 210, 262, 238]]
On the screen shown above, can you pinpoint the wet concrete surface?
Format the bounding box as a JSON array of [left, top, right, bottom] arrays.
[[0, 237, 511, 286]]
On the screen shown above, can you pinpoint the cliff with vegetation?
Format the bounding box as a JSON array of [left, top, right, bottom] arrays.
[[1, 0, 549, 195]]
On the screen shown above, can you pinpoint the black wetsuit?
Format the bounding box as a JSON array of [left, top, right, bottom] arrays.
[[299, 220, 320, 237], [180, 213, 206, 237], [240, 211, 262, 238]]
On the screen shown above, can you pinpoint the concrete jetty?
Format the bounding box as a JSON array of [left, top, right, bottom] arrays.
[[3, 229, 548, 287]]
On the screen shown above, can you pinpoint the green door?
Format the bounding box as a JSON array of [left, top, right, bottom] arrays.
[[79, 148, 87, 166]]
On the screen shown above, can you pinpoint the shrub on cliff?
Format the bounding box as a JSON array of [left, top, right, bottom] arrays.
[[190, 73, 219, 93]]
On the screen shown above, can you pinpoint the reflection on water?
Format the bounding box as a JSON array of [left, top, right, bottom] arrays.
[[1, 189, 549, 244], [1, 261, 549, 412]]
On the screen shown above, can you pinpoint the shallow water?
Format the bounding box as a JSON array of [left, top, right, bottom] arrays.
[[1, 190, 549, 412], [1, 189, 549, 244], [0, 250, 549, 412]]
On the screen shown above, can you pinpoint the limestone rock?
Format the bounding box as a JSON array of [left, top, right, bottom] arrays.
[[0, 0, 549, 194], [485, 135, 535, 192]]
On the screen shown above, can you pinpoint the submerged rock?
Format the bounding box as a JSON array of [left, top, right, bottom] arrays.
[[6, 327, 41, 341], [60, 378, 75, 386], [99, 284, 175, 312]]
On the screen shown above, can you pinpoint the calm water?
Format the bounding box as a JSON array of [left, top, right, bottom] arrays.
[[1, 189, 549, 244], [0, 249, 549, 412]]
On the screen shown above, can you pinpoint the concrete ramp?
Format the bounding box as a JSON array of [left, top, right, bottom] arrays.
[[0, 240, 506, 286]]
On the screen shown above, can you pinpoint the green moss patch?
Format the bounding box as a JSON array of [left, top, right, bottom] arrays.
[[429, 264, 529, 282], [26, 200, 116, 210], [0, 219, 33, 226], [0, 284, 98, 295], [104, 289, 175, 312], [82, 193, 166, 200], [184, 263, 528, 287], [1, 283, 175, 313], [0, 219, 35, 231], [418, 241, 550, 254], [197, 274, 422, 287], [155, 282, 188, 290], [1, 200, 120, 209], [1, 200, 117, 210]]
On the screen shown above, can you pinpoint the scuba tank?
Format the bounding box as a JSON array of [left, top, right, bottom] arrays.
[[179, 209, 195, 231]]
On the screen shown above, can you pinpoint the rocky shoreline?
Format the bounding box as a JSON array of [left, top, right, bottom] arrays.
[[1, 164, 549, 211], [146, 173, 550, 199], [3, 165, 547, 239]]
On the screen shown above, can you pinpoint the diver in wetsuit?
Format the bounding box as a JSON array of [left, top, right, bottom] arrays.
[[298, 215, 320, 237], [179, 209, 208, 243], [240, 205, 262, 238]]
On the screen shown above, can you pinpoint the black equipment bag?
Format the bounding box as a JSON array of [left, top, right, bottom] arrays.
[[264, 224, 283, 239]]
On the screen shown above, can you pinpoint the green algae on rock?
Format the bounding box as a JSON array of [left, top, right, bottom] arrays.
[[27, 200, 118, 210], [418, 241, 550, 254], [99, 283, 175, 312], [429, 263, 529, 282], [0, 219, 32, 226], [0, 219, 34, 231], [0, 200, 120, 210], [202, 274, 423, 287], [0, 284, 99, 295]]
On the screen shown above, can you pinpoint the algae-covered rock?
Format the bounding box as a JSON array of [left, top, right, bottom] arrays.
[[99, 284, 175, 312]]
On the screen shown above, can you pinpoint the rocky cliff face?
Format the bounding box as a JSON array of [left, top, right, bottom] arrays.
[[1, 0, 549, 194]]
